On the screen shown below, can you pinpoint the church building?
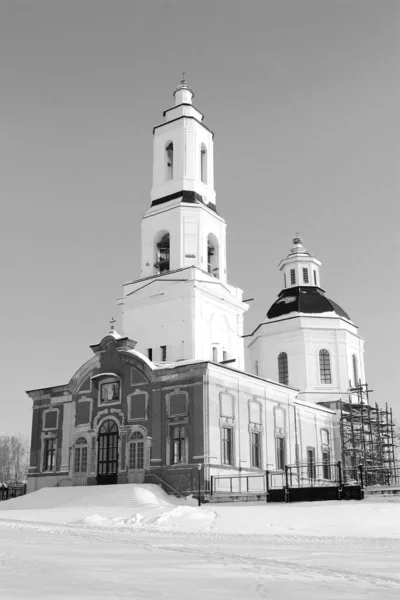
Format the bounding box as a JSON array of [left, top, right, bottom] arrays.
[[27, 78, 368, 496]]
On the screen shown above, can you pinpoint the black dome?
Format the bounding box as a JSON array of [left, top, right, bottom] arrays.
[[266, 286, 351, 321]]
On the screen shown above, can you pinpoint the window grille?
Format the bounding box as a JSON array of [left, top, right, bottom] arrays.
[[319, 349, 332, 384], [302, 267, 309, 284], [290, 269, 296, 285], [222, 427, 233, 465], [278, 352, 289, 385]]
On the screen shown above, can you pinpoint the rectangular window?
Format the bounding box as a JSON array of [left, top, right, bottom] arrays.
[[222, 427, 233, 465], [212, 347, 218, 362], [302, 268, 309, 284], [251, 432, 260, 468], [307, 447, 316, 479], [290, 269, 296, 285], [322, 450, 331, 479], [147, 348, 153, 361], [222, 351, 228, 362], [44, 438, 56, 471], [276, 437, 285, 470], [284, 273, 287, 288], [171, 425, 186, 465], [313, 270, 317, 285], [160, 345, 167, 361]]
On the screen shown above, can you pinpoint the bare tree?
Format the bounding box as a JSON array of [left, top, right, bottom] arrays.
[[0, 434, 30, 483]]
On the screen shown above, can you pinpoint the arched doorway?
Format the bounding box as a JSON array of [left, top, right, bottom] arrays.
[[97, 419, 119, 485]]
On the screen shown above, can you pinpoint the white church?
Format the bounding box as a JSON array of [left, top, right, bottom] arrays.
[[27, 78, 366, 496]]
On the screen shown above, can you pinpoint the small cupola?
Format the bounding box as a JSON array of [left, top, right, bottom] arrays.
[[173, 73, 194, 106], [278, 234, 322, 289]]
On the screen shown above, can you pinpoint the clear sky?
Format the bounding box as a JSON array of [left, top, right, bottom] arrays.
[[1, 0, 399, 436]]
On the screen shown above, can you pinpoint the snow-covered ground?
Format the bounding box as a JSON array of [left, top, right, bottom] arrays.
[[0, 484, 399, 599]]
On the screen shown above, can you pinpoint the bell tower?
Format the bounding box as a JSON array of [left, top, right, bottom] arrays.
[[139, 75, 226, 281], [118, 78, 248, 367]]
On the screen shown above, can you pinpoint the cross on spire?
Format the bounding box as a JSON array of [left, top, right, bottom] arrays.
[[109, 317, 116, 332]]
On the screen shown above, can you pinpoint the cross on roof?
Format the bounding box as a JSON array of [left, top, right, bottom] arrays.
[[109, 317, 116, 332]]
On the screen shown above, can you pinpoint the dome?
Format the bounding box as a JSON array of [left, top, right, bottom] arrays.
[[266, 286, 351, 321]]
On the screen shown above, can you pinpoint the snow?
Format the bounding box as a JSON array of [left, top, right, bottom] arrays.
[[0, 484, 400, 598]]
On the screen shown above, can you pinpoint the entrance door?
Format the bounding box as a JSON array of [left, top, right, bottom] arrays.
[[97, 420, 119, 485], [127, 431, 145, 483]]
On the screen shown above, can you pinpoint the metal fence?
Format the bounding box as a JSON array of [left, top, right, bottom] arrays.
[[0, 483, 27, 502], [210, 474, 266, 496], [208, 462, 363, 503], [343, 466, 400, 488]]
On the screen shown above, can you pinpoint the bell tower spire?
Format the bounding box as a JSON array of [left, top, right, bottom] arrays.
[[139, 78, 225, 280], [149, 76, 216, 208]]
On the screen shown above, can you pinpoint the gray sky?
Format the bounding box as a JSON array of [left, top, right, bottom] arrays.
[[1, 0, 399, 436]]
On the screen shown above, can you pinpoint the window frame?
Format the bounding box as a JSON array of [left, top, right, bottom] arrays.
[[352, 354, 358, 386], [170, 424, 187, 466], [200, 144, 207, 184], [307, 446, 316, 479], [278, 352, 289, 386], [160, 345, 167, 361], [74, 437, 88, 474], [290, 269, 296, 285], [275, 436, 285, 471], [302, 267, 309, 284], [221, 426, 233, 466], [44, 437, 57, 472], [250, 431, 261, 469], [166, 142, 174, 180], [129, 431, 145, 470], [319, 349, 332, 384]]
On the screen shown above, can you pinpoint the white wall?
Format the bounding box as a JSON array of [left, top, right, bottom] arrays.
[[246, 314, 365, 404]]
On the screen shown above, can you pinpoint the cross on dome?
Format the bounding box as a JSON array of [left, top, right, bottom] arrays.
[[173, 73, 194, 103]]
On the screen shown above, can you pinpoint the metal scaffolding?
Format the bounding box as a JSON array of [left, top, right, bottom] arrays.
[[340, 382, 398, 486]]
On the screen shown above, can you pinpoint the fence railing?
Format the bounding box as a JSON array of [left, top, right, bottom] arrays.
[[0, 483, 27, 502], [210, 474, 266, 496], [343, 466, 400, 488]]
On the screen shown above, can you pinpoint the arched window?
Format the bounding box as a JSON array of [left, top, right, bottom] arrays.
[[319, 349, 332, 384], [74, 437, 88, 473], [207, 233, 219, 278], [278, 352, 289, 385], [352, 354, 358, 386], [156, 233, 170, 273], [129, 431, 144, 470], [200, 144, 207, 183], [166, 142, 173, 180]]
